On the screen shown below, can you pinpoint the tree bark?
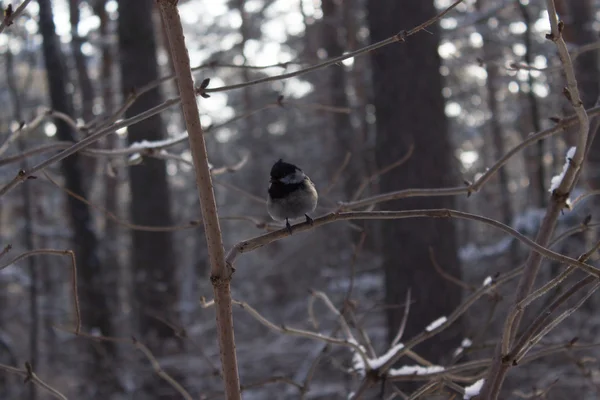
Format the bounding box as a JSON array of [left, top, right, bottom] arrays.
[[37, 0, 118, 396], [6, 43, 38, 400], [366, 0, 463, 364], [117, 0, 181, 396], [556, 1, 600, 188]]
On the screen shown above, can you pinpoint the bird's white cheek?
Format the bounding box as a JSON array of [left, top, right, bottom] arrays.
[[281, 170, 305, 184]]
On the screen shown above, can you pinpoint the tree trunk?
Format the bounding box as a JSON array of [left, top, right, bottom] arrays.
[[478, 0, 517, 265], [321, 0, 357, 192], [366, 0, 463, 365], [518, 2, 546, 207], [6, 44, 39, 400], [322, 0, 373, 247], [117, 0, 181, 395], [555, 0, 600, 184], [37, 0, 118, 396]]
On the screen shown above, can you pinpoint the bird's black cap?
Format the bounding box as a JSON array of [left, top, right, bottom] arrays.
[[270, 159, 299, 180]]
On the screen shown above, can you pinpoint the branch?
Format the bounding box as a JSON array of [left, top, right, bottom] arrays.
[[0, 0, 466, 198], [225, 210, 600, 277], [0, 361, 67, 400], [0, 249, 80, 334], [512, 278, 599, 364], [481, 1, 591, 397], [341, 106, 600, 210], [198, 0, 466, 97], [200, 297, 371, 372], [0, 0, 31, 33], [157, 2, 240, 399], [132, 337, 194, 400]]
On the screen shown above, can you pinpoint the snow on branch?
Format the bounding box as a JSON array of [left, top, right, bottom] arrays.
[[425, 316, 448, 332], [549, 146, 576, 193], [388, 365, 445, 377], [464, 378, 485, 399]]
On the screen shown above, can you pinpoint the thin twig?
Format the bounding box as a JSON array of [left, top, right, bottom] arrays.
[[391, 289, 412, 347], [199, 0, 466, 97], [429, 247, 473, 291], [225, 209, 600, 278], [200, 297, 371, 368], [0, 249, 81, 334], [0, 361, 67, 400], [132, 337, 194, 400], [0, 0, 32, 33], [0, 0, 466, 198]]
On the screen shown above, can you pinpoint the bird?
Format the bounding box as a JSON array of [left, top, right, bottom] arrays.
[[267, 159, 318, 234]]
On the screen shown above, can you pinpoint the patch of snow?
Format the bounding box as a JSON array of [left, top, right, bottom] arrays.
[[350, 342, 405, 373], [464, 378, 485, 399], [368, 343, 405, 369], [349, 339, 368, 374], [454, 338, 473, 357], [549, 146, 576, 192], [425, 316, 447, 332], [388, 365, 445, 376]]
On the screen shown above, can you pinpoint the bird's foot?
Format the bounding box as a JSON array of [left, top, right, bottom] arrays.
[[305, 214, 314, 226], [285, 219, 293, 235]]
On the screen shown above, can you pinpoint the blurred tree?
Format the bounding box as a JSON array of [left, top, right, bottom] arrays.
[[321, 0, 373, 248], [518, 2, 546, 207], [117, 0, 181, 395], [555, 1, 600, 189], [321, 0, 355, 192], [68, 0, 95, 123], [478, 0, 517, 266], [366, 0, 462, 363], [5, 45, 37, 400], [37, 0, 119, 396], [556, 0, 599, 109]]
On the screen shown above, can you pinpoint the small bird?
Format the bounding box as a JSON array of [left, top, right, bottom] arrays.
[[267, 159, 318, 234]]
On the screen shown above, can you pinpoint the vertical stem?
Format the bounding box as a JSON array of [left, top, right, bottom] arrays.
[[481, 1, 590, 397], [156, 1, 241, 399]]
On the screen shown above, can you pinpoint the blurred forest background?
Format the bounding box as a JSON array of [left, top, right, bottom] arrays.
[[1, 0, 600, 399]]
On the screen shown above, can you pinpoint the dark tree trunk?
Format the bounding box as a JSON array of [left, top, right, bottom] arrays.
[[518, 3, 546, 207], [6, 44, 38, 400], [117, 0, 180, 395], [322, 0, 373, 247], [37, 0, 118, 396], [556, 0, 599, 109], [69, 0, 95, 123], [366, 0, 462, 364], [478, 0, 517, 265], [321, 0, 357, 192], [555, 1, 600, 187]]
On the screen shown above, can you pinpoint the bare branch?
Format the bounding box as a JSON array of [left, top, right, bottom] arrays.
[[199, 0, 466, 97], [0, 0, 466, 198], [132, 337, 194, 400], [481, 1, 592, 396], [157, 2, 240, 399], [200, 297, 371, 367], [0, 361, 67, 400], [0, 249, 81, 334], [0, 0, 32, 33], [225, 209, 600, 278]]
